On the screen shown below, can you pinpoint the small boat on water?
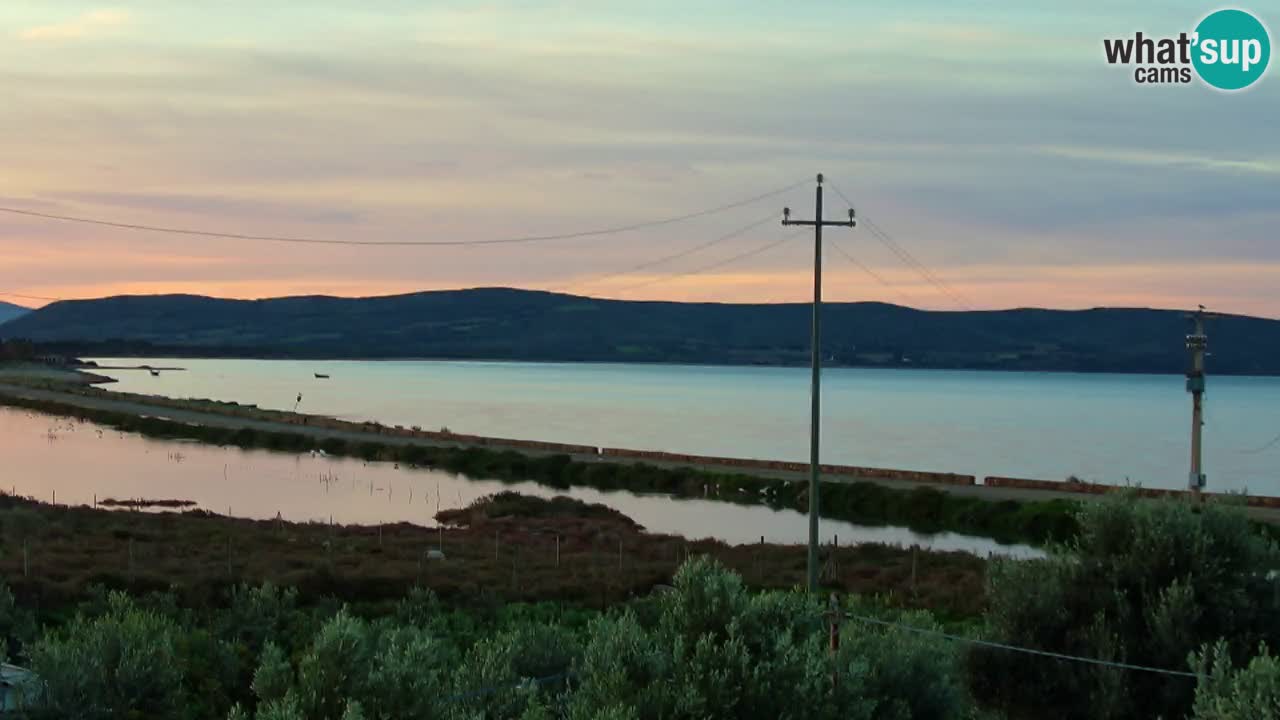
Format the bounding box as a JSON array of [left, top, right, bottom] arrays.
[[149, 369, 160, 377], [314, 373, 330, 379]]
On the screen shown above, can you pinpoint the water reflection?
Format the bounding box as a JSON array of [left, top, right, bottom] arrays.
[[0, 407, 1038, 558], [88, 357, 1280, 493]]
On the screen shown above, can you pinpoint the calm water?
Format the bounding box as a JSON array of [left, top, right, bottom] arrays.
[[89, 358, 1280, 494], [0, 407, 1030, 556]]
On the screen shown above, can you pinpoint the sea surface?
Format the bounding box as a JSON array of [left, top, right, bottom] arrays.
[[0, 406, 1031, 556], [88, 358, 1280, 494]]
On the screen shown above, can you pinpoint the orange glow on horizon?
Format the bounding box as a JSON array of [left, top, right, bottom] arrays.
[[7, 259, 1279, 320]]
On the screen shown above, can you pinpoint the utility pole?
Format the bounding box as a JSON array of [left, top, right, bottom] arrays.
[[783, 173, 855, 592], [1185, 306, 1212, 497]]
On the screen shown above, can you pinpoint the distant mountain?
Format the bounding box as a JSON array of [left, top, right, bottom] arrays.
[[0, 301, 30, 326], [2, 287, 1276, 374]]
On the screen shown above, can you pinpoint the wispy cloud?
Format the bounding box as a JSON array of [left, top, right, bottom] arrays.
[[18, 9, 130, 41], [2, 2, 1278, 316], [1031, 145, 1280, 175]]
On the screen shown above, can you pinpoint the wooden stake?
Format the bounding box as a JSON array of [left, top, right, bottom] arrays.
[[911, 547, 918, 598]]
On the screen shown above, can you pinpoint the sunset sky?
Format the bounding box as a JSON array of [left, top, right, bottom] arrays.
[[1, 2, 1276, 315]]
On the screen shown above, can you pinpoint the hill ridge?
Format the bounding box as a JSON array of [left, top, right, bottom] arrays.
[[3, 288, 1275, 374], [0, 300, 30, 326]]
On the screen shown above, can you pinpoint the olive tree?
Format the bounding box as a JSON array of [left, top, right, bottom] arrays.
[[972, 494, 1280, 720], [30, 591, 185, 719], [568, 556, 973, 720], [1189, 640, 1280, 719]]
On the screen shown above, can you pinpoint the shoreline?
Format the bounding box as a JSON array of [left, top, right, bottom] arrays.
[[6, 378, 1280, 547], [85, 364, 186, 372], [4, 374, 1280, 547], [21, 366, 1280, 510], [0, 490, 988, 616], [0, 365, 116, 385], [0, 377, 1086, 546], [79, 352, 1239, 378]]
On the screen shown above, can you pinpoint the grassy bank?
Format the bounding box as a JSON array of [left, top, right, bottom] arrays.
[[0, 491, 987, 621], [6, 485, 1275, 720], [0, 390, 1079, 546]]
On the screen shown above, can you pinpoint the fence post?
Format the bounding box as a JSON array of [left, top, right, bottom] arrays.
[[594, 537, 601, 585], [911, 547, 918, 598]]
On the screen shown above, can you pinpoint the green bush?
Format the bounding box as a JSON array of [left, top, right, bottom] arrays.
[[30, 591, 186, 719], [0, 580, 37, 660], [568, 557, 974, 720], [221, 583, 303, 655], [971, 494, 1280, 720], [1191, 640, 1280, 719]]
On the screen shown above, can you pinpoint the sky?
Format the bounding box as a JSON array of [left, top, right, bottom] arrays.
[[1, 1, 1277, 315]]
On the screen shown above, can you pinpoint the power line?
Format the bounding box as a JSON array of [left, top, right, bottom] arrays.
[[826, 183, 974, 310], [0, 179, 808, 248], [550, 213, 778, 293], [443, 612, 1201, 712], [1238, 431, 1280, 454], [862, 218, 974, 311], [0, 290, 62, 303], [842, 612, 1202, 679], [608, 229, 803, 295], [828, 239, 915, 307]]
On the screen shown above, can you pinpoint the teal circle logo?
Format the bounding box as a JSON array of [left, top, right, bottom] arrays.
[[1192, 9, 1271, 90]]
